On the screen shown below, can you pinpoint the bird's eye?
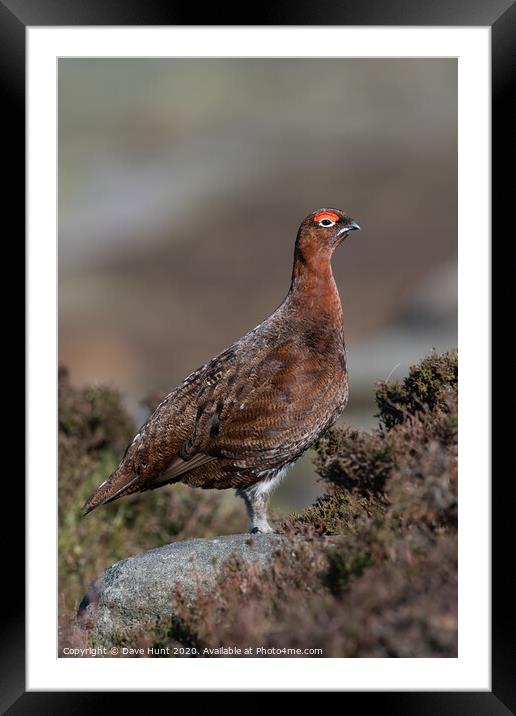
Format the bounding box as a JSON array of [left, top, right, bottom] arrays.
[[319, 218, 335, 227]]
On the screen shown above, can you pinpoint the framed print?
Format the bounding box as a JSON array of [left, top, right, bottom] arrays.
[[6, 0, 506, 708]]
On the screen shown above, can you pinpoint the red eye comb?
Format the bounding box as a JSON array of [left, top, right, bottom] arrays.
[[314, 211, 340, 223]]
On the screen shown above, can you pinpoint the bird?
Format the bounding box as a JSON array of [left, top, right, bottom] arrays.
[[83, 208, 360, 533]]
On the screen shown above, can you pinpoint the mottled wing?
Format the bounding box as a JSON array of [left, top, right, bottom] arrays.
[[82, 363, 209, 512], [127, 365, 210, 481], [179, 336, 346, 475]]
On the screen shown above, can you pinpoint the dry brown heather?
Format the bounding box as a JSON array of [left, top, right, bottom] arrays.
[[59, 350, 458, 657]]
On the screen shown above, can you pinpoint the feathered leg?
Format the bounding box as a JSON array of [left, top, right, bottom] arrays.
[[236, 484, 275, 534]]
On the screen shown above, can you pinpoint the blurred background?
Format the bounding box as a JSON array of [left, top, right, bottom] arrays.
[[58, 58, 457, 513]]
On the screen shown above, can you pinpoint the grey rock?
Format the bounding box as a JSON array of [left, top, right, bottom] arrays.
[[78, 533, 285, 643]]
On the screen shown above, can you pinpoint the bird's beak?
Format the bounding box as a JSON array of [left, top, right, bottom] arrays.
[[338, 219, 361, 236]]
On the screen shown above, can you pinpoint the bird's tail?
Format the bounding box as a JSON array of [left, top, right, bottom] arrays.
[[82, 464, 140, 516]]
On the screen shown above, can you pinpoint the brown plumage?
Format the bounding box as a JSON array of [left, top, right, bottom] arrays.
[[83, 208, 360, 533]]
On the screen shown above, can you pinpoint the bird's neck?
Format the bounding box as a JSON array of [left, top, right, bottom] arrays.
[[286, 250, 343, 323]]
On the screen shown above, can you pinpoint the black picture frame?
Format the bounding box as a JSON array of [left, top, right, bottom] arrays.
[[6, 0, 505, 710]]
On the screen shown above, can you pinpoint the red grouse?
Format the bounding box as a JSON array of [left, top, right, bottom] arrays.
[[83, 208, 360, 533]]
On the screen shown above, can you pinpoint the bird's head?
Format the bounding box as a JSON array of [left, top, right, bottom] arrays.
[[295, 208, 360, 262]]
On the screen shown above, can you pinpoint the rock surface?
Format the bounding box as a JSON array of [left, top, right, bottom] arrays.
[[79, 533, 285, 643]]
